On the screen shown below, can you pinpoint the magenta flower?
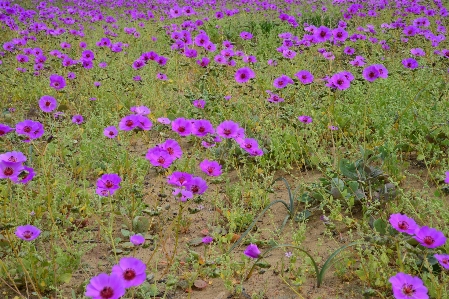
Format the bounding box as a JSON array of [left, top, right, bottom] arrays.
[[199, 159, 222, 176], [15, 225, 41, 241], [136, 115, 152, 131], [329, 73, 350, 90], [402, 58, 419, 69], [160, 139, 182, 159], [445, 171, 449, 184], [374, 64, 389, 79], [389, 214, 418, 235], [202, 236, 213, 244], [119, 115, 138, 131], [0, 151, 27, 164], [130, 106, 150, 115], [49, 74, 66, 90], [414, 226, 446, 248], [157, 117, 171, 125], [434, 254, 449, 270], [187, 176, 208, 195], [72, 114, 84, 125], [362, 65, 380, 82], [410, 48, 425, 56], [104, 126, 118, 139], [389, 272, 428, 299], [329, 125, 339, 131], [238, 138, 262, 155], [192, 119, 215, 137], [295, 70, 314, 84], [130, 234, 145, 246], [96, 173, 121, 197], [314, 26, 332, 42], [193, 99, 205, 109], [216, 120, 239, 139], [111, 257, 146, 288], [16, 120, 44, 141], [85, 273, 125, 299], [171, 118, 192, 136], [167, 171, 193, 187], [240, 31, 253, 40], [157, 73, 168, 80], [298, 115, 313, 123], [0, 124, 14, 137], [146, 147, 174, 168], [11, 166, 35, 184], [244, 244, 261, 259], [235, 67, 255, 84], [39, 95, 58, 112], [173, 188, 193, 201], [273, 75, 293, 89]]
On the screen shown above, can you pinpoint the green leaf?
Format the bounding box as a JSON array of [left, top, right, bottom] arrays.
[[295, 210, 312, 222], [120, 229, 130, 237], [59, 273, 72, 284], [373, 219, 387, 235], [133, 216, 149, 233], [339, 159, 358, 180]]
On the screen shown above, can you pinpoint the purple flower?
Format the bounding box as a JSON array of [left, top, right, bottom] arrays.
[[389, 214, 418, 235], [11, 166, 35, 184], [193, 99, 205, 109], [96, 173, 121, 197], [171, 118, 192, 136], [329, 73, 350, 90], [329, 125, 339, 131], [173, 188, 193, 201], [235, 67, 255, 84], [192, 119, 215, 137], [99, 62, 107, 68], [273, 75, 294, 89], [0, 161, 24, 180], [67, 72, 76, 80], [298, 115, 313, 123], [202, 236, 213, 244], [434, 254, 449, 270], [119, 115, 138, 131], [187, 176, 208, 195], [111, 257, 146, 288], [130, 106, 150, 115], [402, 58, 419, 69], [16, 120, 44, 141], [104, 126, 118, 139], [72, 115, 84, 125], [167, 171, 193, 187], [240, 31, 253, 40], [445, 171, 449, 184], [217, 120, 239, 139], [130, 234, 145, 246], [136, 115, 152, 131], [362, 65, 380, 82], [414, 226, 446, 248], [238, 138, 262, 155], [157, 73, 168, 80], [374, 64, 389, 79], [389, 273, 428, 299], [160, 139, 183, 159], [0, 124, 14, 137], [199, 159, 222, 176], [146, 147, 174, 168], [196, 57, 210, 67], [15, 225, 41, 241], [0, 151, 27, 164], [295, 70, 314, 84], [85, 273, 125, 299], [410, 48, 425, 56], [39, 95, 58, 112], [49, 74, 66, 90], [314, 26, 332, 42], [244, 244, 261, 259], [157, 117, 171, 125]]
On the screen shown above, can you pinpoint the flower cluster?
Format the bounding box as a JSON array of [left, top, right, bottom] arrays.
[[0, 151, 35, 184], [167, 171, 208, 201]]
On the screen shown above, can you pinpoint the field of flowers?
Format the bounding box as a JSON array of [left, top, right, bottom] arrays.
[[1, 0, 449, 298]]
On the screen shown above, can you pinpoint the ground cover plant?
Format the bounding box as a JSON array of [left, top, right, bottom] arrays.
[[1, 0, 449, 298]]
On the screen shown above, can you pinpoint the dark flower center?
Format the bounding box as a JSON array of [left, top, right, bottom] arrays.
[[157, 157, 165, 164], [45, 101, 51, 106], [24, 126, 32, 133], [4, 167, 14, 176], [0, 130, 4, 135], [109, 131, 114, 136], [401, 284, 415, 296], [207, 167, 214, 174], [198, 127, 205, 133], [8, 157, 17, 162], [126, 120, 134, 127], [337, 79, 344, 85], [398, 221, 409, 230], [123, 268, 136, 281], [23, 230, 32, 239], [178, 177, 186, 184], [166, 148, 174, 155], [54, 82, 59, 87], [105, 180, 113, 188], [191, 185, 199, 193], [320, 31, 326, 37], [178, 126, 185, 132], [100, 287, 114, 299], [337, 32, 343, 38], [223, 129, 231, 135], [240, 73, 247, 79], [423, 236, 434, 246], [245, 143, 252, 149]]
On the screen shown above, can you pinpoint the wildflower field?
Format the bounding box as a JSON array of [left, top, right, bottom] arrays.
[[1, 0, 449, 298]]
